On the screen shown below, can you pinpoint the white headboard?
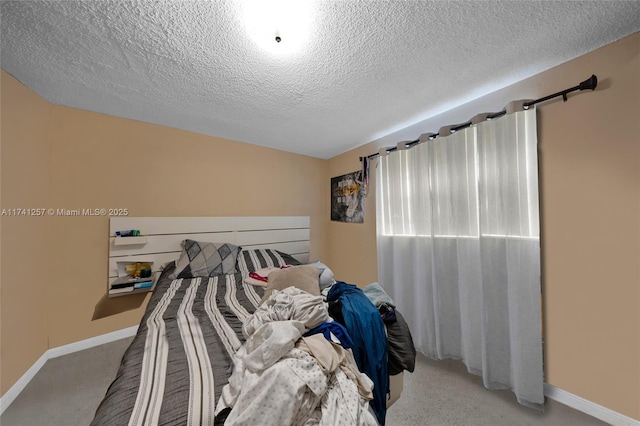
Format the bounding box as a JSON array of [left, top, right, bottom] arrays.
[[108, 216, 310, 288]]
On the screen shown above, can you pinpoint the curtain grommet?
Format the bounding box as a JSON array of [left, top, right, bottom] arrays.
[[506, 99, 536, 114]]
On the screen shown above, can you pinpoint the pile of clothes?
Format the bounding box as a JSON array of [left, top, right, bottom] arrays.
[[326, 282, 389, 424], [362, 282, 416, 377], [216, 287, 379, 425], [217, 277, 417, 426]]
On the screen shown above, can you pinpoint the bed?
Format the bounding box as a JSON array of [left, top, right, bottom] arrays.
[[93, 217, 414, 425]]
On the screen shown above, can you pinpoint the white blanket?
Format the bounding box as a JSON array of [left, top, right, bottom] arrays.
[[216, 287, 378, 426]]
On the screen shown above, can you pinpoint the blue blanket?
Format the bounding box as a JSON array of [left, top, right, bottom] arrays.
[[327, 282, 389, 425]]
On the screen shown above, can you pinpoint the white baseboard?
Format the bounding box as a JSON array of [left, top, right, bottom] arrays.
[[0, 352, 48, 415], [47, 325, 138, 359], [544, 383, 640, 426], [0, 325, 138, 415]]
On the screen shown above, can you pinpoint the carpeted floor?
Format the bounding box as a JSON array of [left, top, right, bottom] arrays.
[[386, 354, 607, 426], [1, 337, 134, 426], [1, 338, 607, 426]]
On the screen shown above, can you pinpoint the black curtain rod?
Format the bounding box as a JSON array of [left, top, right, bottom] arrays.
[[360, 74, 598, 161]]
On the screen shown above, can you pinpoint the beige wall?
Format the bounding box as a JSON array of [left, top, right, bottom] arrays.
[[327, 32, 640, 420], [1, 71, 53, 395], [1, 70, 329, 394], [326, 146, 379, 286], [47, 106, 329, 348]]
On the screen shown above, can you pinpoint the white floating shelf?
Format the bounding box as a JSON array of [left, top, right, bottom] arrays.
[[113, 236, 148, 246], [108, 284, 155, 298]]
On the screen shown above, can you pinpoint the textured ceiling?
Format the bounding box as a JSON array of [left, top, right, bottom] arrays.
[[2, 1, 639, 159]]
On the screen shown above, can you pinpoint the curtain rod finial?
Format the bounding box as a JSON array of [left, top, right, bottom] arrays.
[[579, 74, 597, 91]]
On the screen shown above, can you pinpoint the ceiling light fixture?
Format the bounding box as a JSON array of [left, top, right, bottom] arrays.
[[242, 0, 313, 55]]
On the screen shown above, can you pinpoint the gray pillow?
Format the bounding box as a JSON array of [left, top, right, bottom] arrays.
[[309, 260, 335, 290], [173, 240, 240, 278]]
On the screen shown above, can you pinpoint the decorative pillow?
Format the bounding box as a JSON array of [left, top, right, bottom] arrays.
[[172, 240, 240, 279], [309, 260, 335, 290], [260, 265, 320, 304], [237, 248, 302, 275]]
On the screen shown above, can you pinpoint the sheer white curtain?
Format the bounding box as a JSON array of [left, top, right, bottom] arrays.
[[376, 108, 544, 409]]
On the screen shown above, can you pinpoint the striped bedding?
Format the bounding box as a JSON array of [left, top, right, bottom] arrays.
[[91, 268, 265, 426]]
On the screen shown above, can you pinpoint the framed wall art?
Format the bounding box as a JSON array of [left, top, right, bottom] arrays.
[[331, 170, 364, 223]]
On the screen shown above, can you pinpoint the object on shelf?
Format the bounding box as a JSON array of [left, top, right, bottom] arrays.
[[110, 261, 155, 291], [134, 281, 153, 289], [111, 275, 153, 289], [115, 229, 141, 237], [123, 262, 152, 278]]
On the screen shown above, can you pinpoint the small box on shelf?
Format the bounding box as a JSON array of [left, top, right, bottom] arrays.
[[113, 229, 147, 246]]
